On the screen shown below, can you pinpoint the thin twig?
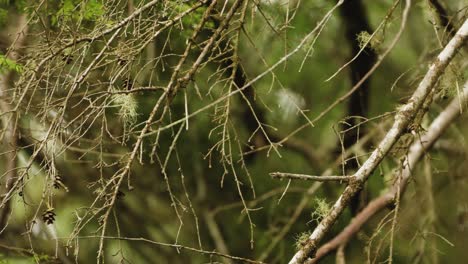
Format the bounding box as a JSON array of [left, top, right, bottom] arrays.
[[309, 80, 468, 263], [76, 236, 265, 264], [270, 172, 352, 182], [289, 15, 468, 264]]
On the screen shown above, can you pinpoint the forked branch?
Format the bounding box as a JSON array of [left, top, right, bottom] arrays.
[[289, 18, 468, 264], [310, 80, 468, 263]]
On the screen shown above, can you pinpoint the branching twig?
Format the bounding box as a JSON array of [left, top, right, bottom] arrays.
[[77, 236, 265, 264], [289, 17, 468, 264], [258, 129, 378, 261], [309, 80, 468, 263], [270, 172, 352, 182]]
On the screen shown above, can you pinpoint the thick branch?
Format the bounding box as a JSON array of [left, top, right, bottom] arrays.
[[310, 80, 468, 262], [289, 18, 468, 264], [258, 131, 375, 261]]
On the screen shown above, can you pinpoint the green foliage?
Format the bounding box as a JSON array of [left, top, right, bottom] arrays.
[[0, 253, 53, 263], [168, 1, 214, 38], [0, 1, 466, 263], [58, 0, 75, 19], [32, 253, 53, 262], [51, 0, 104, 26], [15, 0, 26, 10], [82, 0, 104, 20], [0, 54, 23, 73], [0, 0, 28, 13], [0, 8, 7, 26]]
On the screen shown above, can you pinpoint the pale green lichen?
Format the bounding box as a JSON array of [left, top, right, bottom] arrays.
[[356, 31, 382, 51], [437, 65, 464, 100], [294, 231, 312, 250], [111, 89, 138, 126], [310, 197, 331, 223]]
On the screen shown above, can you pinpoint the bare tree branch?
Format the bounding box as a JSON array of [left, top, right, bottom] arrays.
[[77, 235, 265, 264], [289, 17, 468, 264], [270, 172, 352, 182], [309, 80, 468, 263]]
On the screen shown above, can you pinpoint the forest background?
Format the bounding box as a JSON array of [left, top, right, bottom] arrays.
[[0, 0, 467, 263]]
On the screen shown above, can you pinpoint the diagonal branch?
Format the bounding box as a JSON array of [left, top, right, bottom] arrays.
[[288, 18, 468, 264], [309, 80, 468, 263]]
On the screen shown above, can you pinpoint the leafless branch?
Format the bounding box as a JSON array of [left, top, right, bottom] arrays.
[[309, 80, 468, 263], [270, 172, 352, 182], [289, 16, 468, 264], [77, 235, 265, 264]]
